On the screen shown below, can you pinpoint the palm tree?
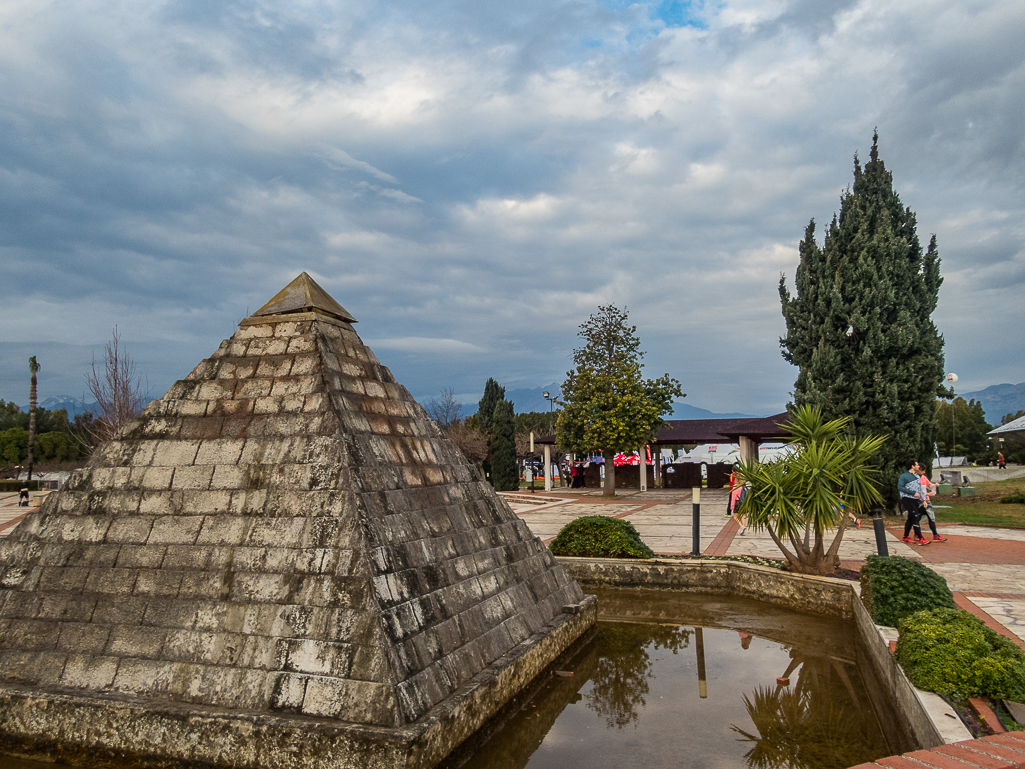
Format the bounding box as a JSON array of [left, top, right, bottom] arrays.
[[736, 405, 886, 575], [27, 356, 39, 482]]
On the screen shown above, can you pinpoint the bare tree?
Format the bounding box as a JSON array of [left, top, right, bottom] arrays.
[[424, 387, 463, 428], [84, 327, 148, 444], [445, 423, 489, 466]]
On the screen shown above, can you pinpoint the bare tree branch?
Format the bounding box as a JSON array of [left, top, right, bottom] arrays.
[[424, 387, 463, 428], [84, 327, 148, 445]]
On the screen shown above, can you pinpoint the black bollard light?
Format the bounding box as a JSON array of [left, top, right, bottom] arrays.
[[691, 487, 701, 556], [872, 508, 889, 557]]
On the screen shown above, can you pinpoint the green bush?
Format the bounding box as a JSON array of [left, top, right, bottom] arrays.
[[549, 516, 654, 559], [896, 608, 1025, 700], [859, 556, 956, 628], [0, 480, 43, 492], [1000, 489, 1025, 504]]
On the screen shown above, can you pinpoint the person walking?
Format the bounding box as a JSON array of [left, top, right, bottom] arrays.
[[725, 467, 739, 517], [998, 451, 1006, 470], [18, 480, 30, 507], [898, 459, 930, 545], [917, 466, 947, 542]]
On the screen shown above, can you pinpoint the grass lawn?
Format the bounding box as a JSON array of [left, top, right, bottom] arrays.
[[932, 477, 1025, 529]]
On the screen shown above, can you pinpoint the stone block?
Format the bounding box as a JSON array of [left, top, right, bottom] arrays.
[[106, 625, 167, 658], [138, 492, 176, 515], [177, 571, 223, 599], [256, 357, 293, 378], [171, 465, 215, 491], [133, 570, 184, 597], [92, 595, 149, 626], [230, 572, 292, 603], [286, 336, 316, 354], [246, 518, 306, 547], [235, 324, 272, 340], [249, 338, 289, 357], [37, 566, 90, 593], [276, 638, 352, 676], [84, 568, 137, 595], [60, 653, 119, 689], [113, 658, 177, 695], [194, 439, 245, 466], [179, 416, 225, 440], [3, 618, 59, 651], [151, 440, 201, 467], [302, 677, 398, 726], [116, 545, 167, 569], [269, 672, 308, 712], [147, 516, 204, 545]]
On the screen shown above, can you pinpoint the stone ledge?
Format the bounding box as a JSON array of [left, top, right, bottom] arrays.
[[0, 595, 597, 769]]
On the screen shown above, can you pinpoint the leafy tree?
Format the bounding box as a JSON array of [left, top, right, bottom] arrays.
[[490, 399, 518, 491], [934, 397, 991, 460], [736, 405, 886, 575], [1001, 410, 1025, 425], [557, 305, 683, 496], [27, 357, 39, 480], [779, 133, 944, 507], [0, 428, 28, 464]]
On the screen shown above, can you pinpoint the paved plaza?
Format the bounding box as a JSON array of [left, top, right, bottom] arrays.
[[503, 486, 1025, 646]]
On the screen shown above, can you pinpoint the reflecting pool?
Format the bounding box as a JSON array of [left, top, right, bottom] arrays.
[[444, 589, 908, 769]]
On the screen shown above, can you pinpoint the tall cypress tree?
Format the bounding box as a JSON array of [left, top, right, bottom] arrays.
[[490, 399, 518, 491], [478, 378, 506, 483], [779, 133, 944, 506]]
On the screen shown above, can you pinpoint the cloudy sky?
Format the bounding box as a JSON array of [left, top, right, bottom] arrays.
[[1, 0, 1022, 417]]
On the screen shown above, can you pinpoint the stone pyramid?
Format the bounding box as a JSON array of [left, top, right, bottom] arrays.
[[0, 273, 593, 768]]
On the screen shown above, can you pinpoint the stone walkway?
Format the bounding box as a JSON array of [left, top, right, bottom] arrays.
[[502, 487, 1025, 648]]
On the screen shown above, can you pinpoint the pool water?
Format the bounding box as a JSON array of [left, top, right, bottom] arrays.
[[446, 589, 905, 769]]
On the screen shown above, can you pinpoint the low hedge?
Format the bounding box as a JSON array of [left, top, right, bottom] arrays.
[[0, 480, 43, 492], [549, 515, 653, 559], [896, 608, 1025, 700], [860, 555, 956, 628], [1001, 490, 1025, 504]]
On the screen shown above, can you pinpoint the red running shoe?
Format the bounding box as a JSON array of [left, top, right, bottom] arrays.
[[932, 535, 947, 542], [902, 537, 913, 543], [915, 537, 931, 546]]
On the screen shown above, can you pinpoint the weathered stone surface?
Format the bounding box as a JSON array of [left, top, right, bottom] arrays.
[[0, 276, 592, 768]]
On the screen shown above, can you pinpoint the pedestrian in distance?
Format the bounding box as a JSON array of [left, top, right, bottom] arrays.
[[18, 480, 29, 507], [898, 459, 930, 545], [998, 451, 1006, 470], [917, 466, 947, 542], [725, 466, 739, 517]]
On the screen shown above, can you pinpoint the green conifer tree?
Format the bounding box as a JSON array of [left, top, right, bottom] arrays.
[[477, 378, 506, 482], [779, 133, 944, 506], [490, 399, 519, 491]]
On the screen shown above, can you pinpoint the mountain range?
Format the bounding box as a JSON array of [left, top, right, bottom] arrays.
[[958, 382, 1025, 424]]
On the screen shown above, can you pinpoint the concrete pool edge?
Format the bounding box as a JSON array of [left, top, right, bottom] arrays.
[[0, 595, 598, 769], [555, 556, 973, 749]]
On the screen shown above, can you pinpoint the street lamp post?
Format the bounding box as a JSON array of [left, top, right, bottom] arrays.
[[946, 373, 958, 460]]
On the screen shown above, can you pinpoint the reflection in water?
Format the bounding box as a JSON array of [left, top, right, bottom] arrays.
[[456, 593, 900, 769], [586, 622, 691, 729], [733, 650, 886, 769]]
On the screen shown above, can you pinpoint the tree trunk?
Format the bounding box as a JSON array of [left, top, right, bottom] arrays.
[[603, 449, 616, 497], [27, 361, 38, 482]]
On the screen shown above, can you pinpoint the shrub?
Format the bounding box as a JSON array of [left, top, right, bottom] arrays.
[[1000, 489, 1025, 505], [549, 516, 653, 559], [896, 608, 1025, 700], [860, 556, 956, 628]]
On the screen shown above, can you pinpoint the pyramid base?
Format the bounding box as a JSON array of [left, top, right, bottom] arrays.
[[0, 596, 596, 769]]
